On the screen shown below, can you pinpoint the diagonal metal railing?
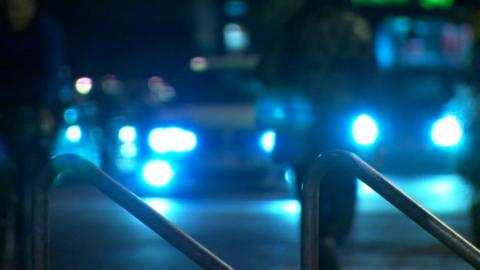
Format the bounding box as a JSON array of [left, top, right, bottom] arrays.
[[301, 150, 480, 270], [31, 151, 480, 270], [31, 154, 234, 270]]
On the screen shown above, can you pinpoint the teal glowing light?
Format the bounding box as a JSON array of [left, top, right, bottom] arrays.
[[142, 160, 175, 187], [148, 127, 197, 154], [119, 143, 138, 158], [65, 125, 82, 143], [259, 130, 276, 153], [63, 107, 79, 124], [431, 115, 463, 147], [352, 114, 379, 146], [118, 126, 137, 143]]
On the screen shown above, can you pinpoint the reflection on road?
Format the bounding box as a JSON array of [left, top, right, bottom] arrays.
[[144, 197, 301, 221], [357, 174, 472, 214], [146, 174, 472, 218], [51, 173, 474, 270]]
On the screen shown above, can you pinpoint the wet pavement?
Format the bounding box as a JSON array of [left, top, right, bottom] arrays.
[[50, 174, 476, 269]]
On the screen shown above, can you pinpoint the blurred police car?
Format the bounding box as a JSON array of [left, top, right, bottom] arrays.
[[263, 98, 466, 175], [104, 103, 294, 195], [54, 93, 295, 195], [52, 10, 474, 195], [258, 15, 473, 183]]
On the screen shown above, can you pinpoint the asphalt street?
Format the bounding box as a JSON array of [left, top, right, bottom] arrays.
[[49, 174, 475, 270]]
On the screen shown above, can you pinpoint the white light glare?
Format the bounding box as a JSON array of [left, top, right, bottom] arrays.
[[144, 198, 172, 215], [75, 77, 93, 95], [65, 125, 82, 143], [118, 126, 137, 143], [148, 127, 197, 153], [119, 143, 138, 158], [353, 114, 379, 146], [431, 115, 463, 147], [281, 200, 301, 215], [431, 181, 453, 196], [142, 160, 174, 187], [259, 130, 276, 153]]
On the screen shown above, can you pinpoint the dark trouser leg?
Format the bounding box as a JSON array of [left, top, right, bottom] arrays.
[[470, 194, 480, 247], [0, 114, 12, 269], [9, 106, 50, 270], [300, 167, 357, 239], [0, 198, 7, 269], [318, 237, 340, 270], [0, 161, 16, 270], [300, 169, 356, 269], [319, 169, 357, 244]]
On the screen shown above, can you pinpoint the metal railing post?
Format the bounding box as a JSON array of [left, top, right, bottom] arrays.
[[32, 154, 234, 270], [301, 150, 480, 270]]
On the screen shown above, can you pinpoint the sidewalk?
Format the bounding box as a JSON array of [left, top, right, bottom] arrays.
[[338, 213, 475, 270]]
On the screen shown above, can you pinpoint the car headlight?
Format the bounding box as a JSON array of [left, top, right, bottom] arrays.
[[148, 127, 197, 154], [118, 126, 137, 143], [431, 115, 463, 147], [142, 160, 175, 187], [352, 114, 379, 146], [259, 129, 276, 153], [65, 125, 82, 143], [119, 143, 138, 158]]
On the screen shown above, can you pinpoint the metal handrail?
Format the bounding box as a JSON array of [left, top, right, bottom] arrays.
[[32, 154, 234, 270], [301, 150, 480, 270]]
